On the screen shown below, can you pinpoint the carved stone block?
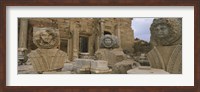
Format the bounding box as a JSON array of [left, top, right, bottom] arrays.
[[100, 35, 119, 49], [112, 59, 138, 74], [91, 60, 111, 74], [73, 59, 94, 74], [95, 48, 125, 67], [28, 49, 67, 73]]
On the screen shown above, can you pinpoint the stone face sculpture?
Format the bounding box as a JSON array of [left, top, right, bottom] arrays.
[[32, 27, 60, 49], [150, 18, 182, 46], [100, 34, 119, 49], [28, 27, 67, 73], [147, 18, 182, 74]]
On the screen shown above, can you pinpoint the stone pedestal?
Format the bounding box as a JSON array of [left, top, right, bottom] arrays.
[[73, 59, 94, 74], [18, 48, 28, 65], [95, 48, 125, 67], [91, 60, 112, 74]]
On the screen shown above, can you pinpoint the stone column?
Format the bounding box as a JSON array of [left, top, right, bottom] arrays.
[[116, 19, 122, 48], [89, 34, 95, 56], [72, 21, 80, 59], [100, 19, 104, 37], [19, 18, 28, 49], [96, 18, 105, 50], [68, 38, 73, 61], [18, 18, 28, 64]]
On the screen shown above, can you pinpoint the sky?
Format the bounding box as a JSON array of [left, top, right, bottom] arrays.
[[131, 18, 154, 42]]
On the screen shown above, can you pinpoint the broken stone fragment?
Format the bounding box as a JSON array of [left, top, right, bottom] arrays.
[[112, 59, 139, 74], [73, 59, 94, 74], [91, 60, 112, 74]]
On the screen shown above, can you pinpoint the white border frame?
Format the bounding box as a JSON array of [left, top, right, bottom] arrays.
[[6, 6, 194, 86]]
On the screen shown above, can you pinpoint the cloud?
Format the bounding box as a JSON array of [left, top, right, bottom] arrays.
[[131, 18, 154, 42]]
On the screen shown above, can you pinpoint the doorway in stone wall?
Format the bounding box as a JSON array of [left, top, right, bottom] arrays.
[[60, 38, 68, 53], [79, 36, 89, 53], [79, 36, 89, 58]]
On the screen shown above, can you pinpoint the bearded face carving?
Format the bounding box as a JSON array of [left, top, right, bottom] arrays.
[[150, 18, 182, 46], [28, 27, 67, 73], [147, 18, 182, 74], [33, 27, 59, 49]]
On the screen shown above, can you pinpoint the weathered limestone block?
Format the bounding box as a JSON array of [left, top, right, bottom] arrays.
[[112, 59, 139, 74], [138, 54, 151, 69], [79, 53, 95, 59], [95, 48, 125, 67], [62, 62, 74, 71], [18, 48, 28, 65], [28, 49, 67, 73], [147, 18, 182, 74], [91, 60, 112, 74], [18, 64, 36, 74], [147, 45, 182, 74], [73, 59, 94, 74]]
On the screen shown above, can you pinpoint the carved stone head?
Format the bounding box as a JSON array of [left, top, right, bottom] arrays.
[[33, 27, 60, 49], [150, 18, 182, 46], [100, 34, 119, 48]]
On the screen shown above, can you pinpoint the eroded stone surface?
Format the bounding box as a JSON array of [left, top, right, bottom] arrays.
[[150, 18, 182, 46], [95, 48, 125, 67], [73, 59, 94, 74], [91, 60, 111, 74], [100, 35, 119, 49], [33, 27, 60, 49], [21, 18, 134, 63], [18, 64, 37, 74], [112, 59, 139, 74]]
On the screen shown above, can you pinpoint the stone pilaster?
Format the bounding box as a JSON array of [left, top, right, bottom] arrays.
[[89, 34, 95, 56], [19, 18, 28, 49], [100, 19, 104, 37], [116, 19, 122, 48], [18, 18, 28, 64], [72, 21, 80, 59], [68, 38, 73, 61]]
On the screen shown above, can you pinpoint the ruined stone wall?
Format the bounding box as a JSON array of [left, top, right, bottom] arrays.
[[101, 18, 134, 51], [20, 18, 134, 61], [118, 18, 134, 52]]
